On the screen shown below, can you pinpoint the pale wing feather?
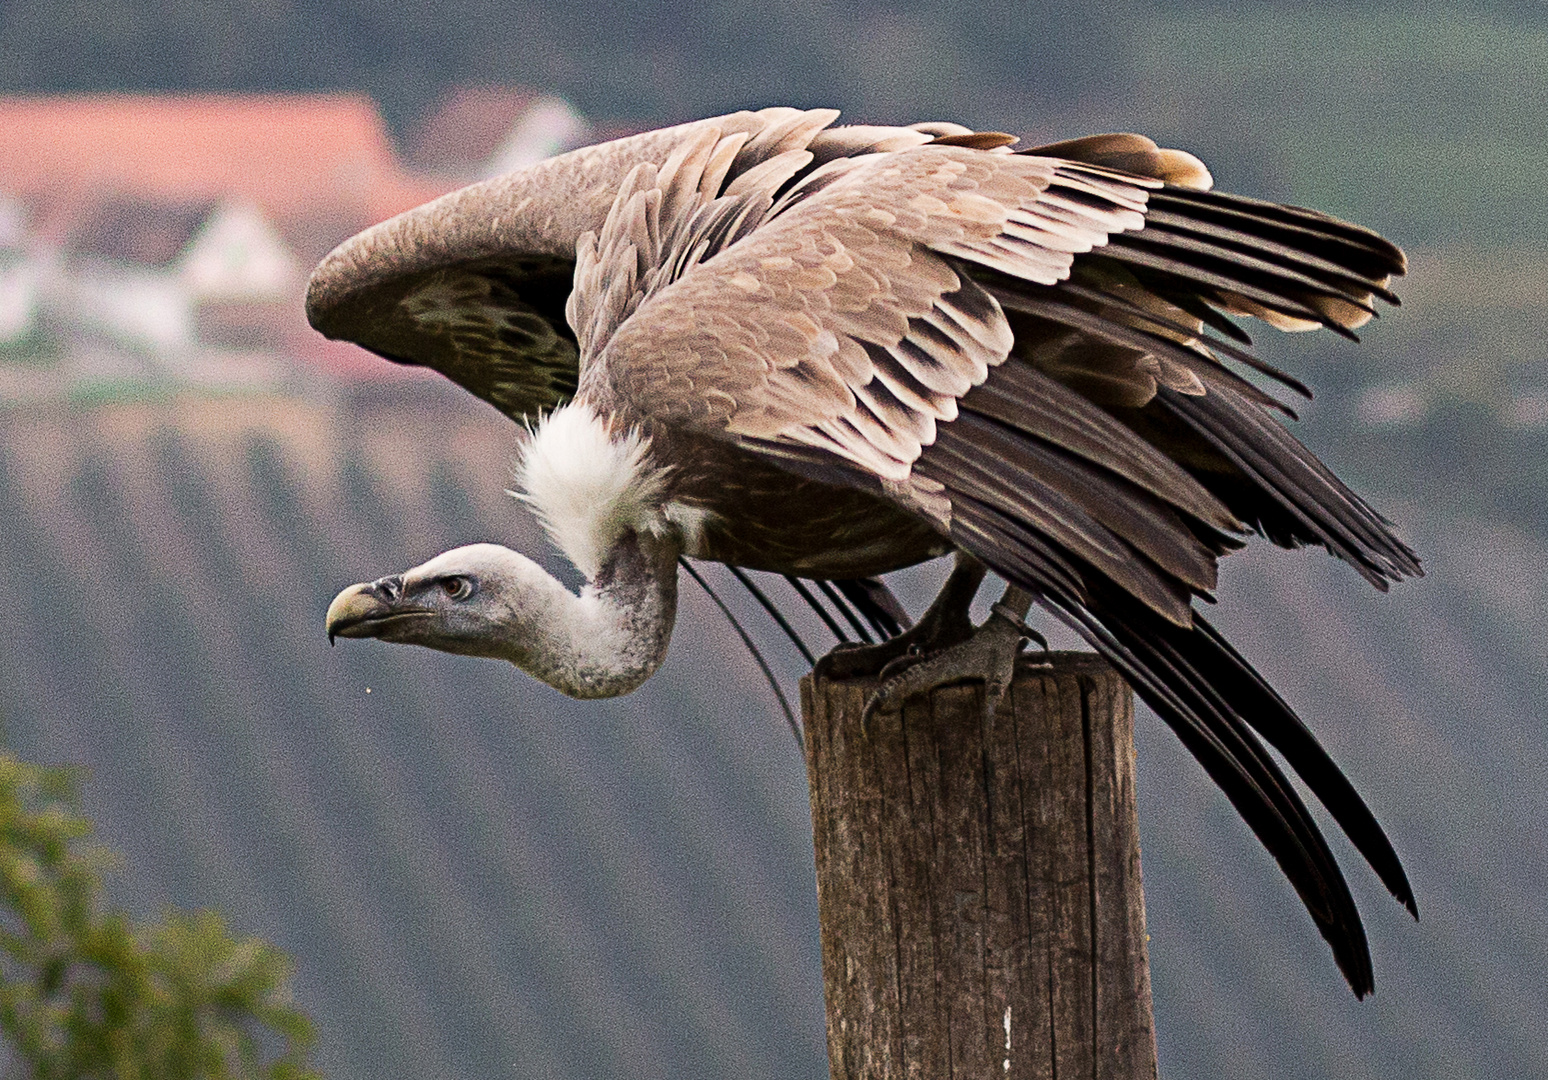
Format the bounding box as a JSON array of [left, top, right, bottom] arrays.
[[586, 137, 1411, 625], [307, 107, 853, 423], [593, 146, 1152, 479], [583, 145, 1236, 621]]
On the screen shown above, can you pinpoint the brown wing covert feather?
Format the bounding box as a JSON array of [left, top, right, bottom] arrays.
[[306, 107, 861, 423], [595, 148, 1135, 472]]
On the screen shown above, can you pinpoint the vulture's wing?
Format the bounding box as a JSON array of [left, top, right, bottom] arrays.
[[304, 107, 959, 421], [583, 132, 1415, 995], [303, 110, 844, 420], [303, 108, 926, 730], [306, 198, 585, 422]]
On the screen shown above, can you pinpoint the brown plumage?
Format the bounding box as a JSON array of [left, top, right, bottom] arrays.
[[310, 107, 1418, 997]]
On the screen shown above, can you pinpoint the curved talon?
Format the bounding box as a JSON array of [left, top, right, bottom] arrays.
[[859, 615, 1030, 734], [817, 552, 987, 691], [875, 652, 919, 682], [815, 608, 972, 683], [860, 691, 890, 734]]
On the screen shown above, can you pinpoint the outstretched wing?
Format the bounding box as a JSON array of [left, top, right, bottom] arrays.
[[316, 255, 582, 421], [304, 107, 949, 422], [583, 133, 1415, 995]]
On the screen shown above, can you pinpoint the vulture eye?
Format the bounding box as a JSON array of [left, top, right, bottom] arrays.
[[440, 576, 473, 600]]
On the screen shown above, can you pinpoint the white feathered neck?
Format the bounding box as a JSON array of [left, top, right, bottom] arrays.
[[513, 403, 672, 580]]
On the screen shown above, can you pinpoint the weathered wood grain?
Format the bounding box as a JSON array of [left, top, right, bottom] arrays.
[[804, 652, 1157, 1080]]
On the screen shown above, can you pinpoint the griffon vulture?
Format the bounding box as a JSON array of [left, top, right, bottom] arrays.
[[311, 108, 1417, 996]]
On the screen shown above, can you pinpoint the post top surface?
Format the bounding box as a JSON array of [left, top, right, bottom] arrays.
[[803, 649, 1118, 694]]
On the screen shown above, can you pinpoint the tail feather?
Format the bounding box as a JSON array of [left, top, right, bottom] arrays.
[[1045, 588, 1377, 995], [1188, 612, 1416, 917]]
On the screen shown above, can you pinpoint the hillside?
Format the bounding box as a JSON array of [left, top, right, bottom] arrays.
[[0, 389, 826, 1079], [0, 386, 1541, 1079]]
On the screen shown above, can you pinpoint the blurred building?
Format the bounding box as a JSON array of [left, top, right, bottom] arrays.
[[0, 90, 590, 402], [406, 85, 594, 182]]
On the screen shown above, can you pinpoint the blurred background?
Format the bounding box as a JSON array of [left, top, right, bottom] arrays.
[[0, 0, 1544, 1076]]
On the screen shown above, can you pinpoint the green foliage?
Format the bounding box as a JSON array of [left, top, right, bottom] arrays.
[[0, 753, 320, 1080]]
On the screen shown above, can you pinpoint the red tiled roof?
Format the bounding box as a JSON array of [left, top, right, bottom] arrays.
[[406, 85, 537, 175], [0, 94, 452, 235]]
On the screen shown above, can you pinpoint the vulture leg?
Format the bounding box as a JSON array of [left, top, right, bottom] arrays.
[[808, 549, 1044, 729], [861, 582, 1040, 730], [812, 551, 987, 681]]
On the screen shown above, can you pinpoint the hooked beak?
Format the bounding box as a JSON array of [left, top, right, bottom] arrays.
[[325, 577, 433, 643]]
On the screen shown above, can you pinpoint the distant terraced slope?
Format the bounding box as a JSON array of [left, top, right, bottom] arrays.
[[1142, 524, 1548, 1080], [0, 390, 828, 1080], [0, 391, 1541, 1080]]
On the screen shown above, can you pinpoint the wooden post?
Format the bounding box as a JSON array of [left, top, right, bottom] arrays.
[[802, 652, 1157, 1080]]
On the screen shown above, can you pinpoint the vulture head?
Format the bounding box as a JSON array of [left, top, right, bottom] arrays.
[[327, 544, 546, 657], [327, 535, 681, 699], [325, 408, 686, 700]]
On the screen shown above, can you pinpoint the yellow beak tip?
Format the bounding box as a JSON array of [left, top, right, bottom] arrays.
[[325, 583, 386, 641]]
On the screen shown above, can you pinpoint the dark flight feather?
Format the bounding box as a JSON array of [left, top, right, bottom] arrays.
[[921, 421, 1195, 624], [935, 478, 1381, 994], [1114, 230, 1379, 322], [831, 578, 911, 639], [961, 360, 1241, 529], [912, 361, 1415, 995], [785, 575, 852, 644], [1097, 239, 1354, 337], [726, 566, 817, 666], [988, 283, 1299, 415], [1139, 209, 1402, 306], [680, 558, 802, 749], [1157, 387, 1421, 586], [1187, 611, 1417, 917], [816, 579, 876, 643], [1046, 587, 1377, 996], [1153, 186, 1406, 274], [1050, 276, 1314, 399]]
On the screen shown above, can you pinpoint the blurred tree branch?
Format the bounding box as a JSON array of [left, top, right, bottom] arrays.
[[0, 752, 320, 1080]]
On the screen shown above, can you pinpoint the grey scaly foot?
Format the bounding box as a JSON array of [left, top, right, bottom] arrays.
[[813, 616, 970, 682], [860, 594, 1044, 731], [811, 553, 985, 682]]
